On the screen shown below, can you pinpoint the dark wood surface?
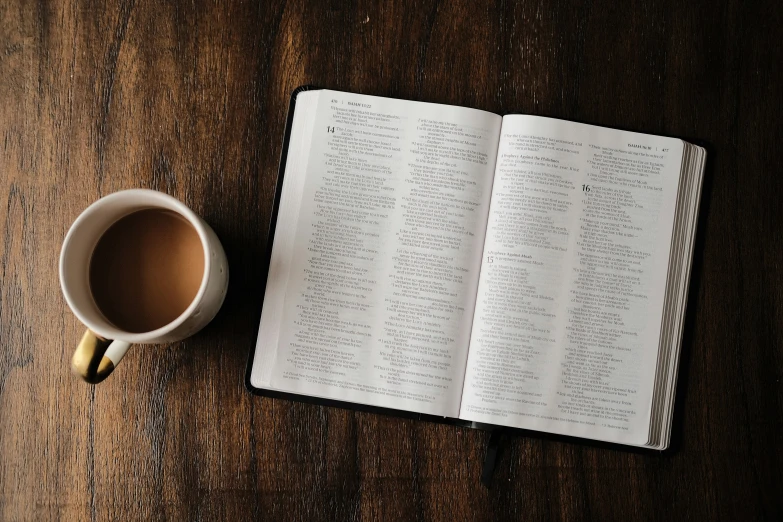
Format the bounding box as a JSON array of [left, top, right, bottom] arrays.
[[1, 0, 781, 520]]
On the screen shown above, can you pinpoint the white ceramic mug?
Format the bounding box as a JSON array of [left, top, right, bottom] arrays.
[[60, 189, 229, 383]]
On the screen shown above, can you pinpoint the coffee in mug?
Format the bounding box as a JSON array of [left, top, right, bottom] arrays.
[[89, 209, 205, 333]]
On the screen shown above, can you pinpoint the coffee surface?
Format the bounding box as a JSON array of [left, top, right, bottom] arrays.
[[89, 209, 205, 333]]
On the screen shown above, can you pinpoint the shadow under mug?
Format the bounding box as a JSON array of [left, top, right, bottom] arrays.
[[60, 189, 229, 384]]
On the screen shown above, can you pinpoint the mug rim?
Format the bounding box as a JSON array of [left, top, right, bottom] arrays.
[[59, 189, 213, 343]]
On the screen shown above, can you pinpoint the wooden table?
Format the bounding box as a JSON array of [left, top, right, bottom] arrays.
[[1, 0, 781, 520]]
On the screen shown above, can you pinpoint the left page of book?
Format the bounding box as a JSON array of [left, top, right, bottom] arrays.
[[251, 90, 502, 417]]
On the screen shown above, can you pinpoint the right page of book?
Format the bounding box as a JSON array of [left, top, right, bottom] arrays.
[[459, 115, 684, 445]]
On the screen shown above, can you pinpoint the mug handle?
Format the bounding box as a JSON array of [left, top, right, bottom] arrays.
[[71, 330, 131, 384]]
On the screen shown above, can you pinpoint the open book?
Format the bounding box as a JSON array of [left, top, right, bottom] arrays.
[[248, 87, 706, 450]]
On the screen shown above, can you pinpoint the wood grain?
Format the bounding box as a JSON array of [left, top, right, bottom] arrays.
[[1, 0, 781, 520]]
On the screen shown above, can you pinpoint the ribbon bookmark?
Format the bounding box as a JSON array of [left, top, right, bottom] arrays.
[[481, 429, 504, 487]]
